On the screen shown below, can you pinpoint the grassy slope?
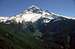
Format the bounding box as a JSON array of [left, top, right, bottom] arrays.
[[0, 23, 43, 49]]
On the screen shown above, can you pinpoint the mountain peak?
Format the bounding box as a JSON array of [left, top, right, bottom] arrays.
[[28, 5, 40, 9], [24, 5, 42, 14]]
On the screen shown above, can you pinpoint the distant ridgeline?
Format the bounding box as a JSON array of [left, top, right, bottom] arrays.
[[0, 5, 75, 49]]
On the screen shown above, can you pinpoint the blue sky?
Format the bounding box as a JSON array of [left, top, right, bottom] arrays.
[[0, 0, 75, 16]]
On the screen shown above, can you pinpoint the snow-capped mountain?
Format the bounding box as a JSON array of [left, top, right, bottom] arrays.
[[0, 5, 75, 24], [0, 5, 75, 49]]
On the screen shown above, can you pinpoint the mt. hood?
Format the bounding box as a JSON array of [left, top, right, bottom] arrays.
[[0, 5, 75, 24]]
